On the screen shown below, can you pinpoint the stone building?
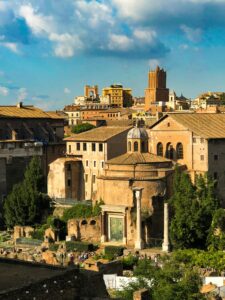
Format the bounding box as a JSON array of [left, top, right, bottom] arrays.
[[102, 84, 132, 107], [145, 66, 169, 112], [149, 113, 225, 204], [60, 126, 131, 200], [48, 157, 83, 200], [96, 127, 175, 248], [0, 103, 65, 202]]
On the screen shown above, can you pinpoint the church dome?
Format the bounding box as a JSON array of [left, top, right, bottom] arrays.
[[127, 127, 148, 140]]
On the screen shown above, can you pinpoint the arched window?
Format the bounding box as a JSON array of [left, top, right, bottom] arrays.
[[176, 143, 184, 159], [157, 143, 163, 156], [166, 143, 173, 159], [134, 141, 138, 152], [141, 141, 145, 153], [128, 141, 131, 152]]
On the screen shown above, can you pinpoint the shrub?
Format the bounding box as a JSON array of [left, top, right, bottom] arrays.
[[71, 123, 95, 134], [122, 255, 138, 270], [31, 224, 49, 241], [66, 241, 94, 252], [104, 246, 124, 259], [62, 201, 102, 222]]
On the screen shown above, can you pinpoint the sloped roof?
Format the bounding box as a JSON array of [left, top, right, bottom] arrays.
[[107, 152, 171, 165], [151, 113, 225, 139], [65, 126, 131, 142], [0, 105, 64, 119]]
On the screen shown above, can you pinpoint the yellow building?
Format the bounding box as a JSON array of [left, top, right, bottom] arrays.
[[102, 84, 132, 108]]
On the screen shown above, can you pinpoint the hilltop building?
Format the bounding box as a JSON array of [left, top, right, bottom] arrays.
[[145, 66, 169, 112], [102, 85, 132, 107]]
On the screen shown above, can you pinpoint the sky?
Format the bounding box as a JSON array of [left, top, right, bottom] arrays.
[[1, 0, 225, 110]]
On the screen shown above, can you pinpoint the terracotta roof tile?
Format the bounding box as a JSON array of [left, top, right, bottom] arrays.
[[64, 126, 131, 142], [152, 113, 225, 139], [0, 105, 63, 119], [107, 152, 172, 165]]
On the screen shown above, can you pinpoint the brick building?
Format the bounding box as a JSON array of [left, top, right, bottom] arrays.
[[149, 113, 225, 204]]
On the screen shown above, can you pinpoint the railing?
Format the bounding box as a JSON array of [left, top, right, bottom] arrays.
[[146, 238, 163, 248]]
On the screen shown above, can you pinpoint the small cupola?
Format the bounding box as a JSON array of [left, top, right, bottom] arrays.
[[127, 126, 148, 153]]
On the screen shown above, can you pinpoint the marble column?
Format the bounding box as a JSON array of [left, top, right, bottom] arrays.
[[134, 189, 144, 250], [101, 212, 106, 243], [162, 202, 170, 252]]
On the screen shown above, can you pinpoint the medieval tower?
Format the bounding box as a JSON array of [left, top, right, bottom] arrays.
[[145, 66, 169, 111]]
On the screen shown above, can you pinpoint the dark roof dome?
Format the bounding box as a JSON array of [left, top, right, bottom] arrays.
[[127, 127, 148, 140]]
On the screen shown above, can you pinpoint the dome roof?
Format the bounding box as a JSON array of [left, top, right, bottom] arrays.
[[127, 127, 148, 140]]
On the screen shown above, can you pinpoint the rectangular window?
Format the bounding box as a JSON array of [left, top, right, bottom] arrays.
[[67, 164, 71, 171], [193, 137, 196, 143], [99, 143, 103, 152], [67, 179, 71, 187], [214, 172, 218, 180], [92, 143, 96, 151], [68, 145, 71, 153], [101, 161, 104, 168], [94, 161, 96, 168], [200, 138, 204, 143], [86, 160, 89, 167], [77, 142, 80, 151], [93, 175, 96, 184], [214, 154, 218, 161], [85, 174, 88, 183], [200, 155, 204, 161], [83, 143, 87, 151]]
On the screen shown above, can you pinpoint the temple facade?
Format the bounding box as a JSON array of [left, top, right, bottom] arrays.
[[95, 126, 175, 248]]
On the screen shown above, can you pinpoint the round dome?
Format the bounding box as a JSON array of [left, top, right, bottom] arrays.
[[127, 127, 148, 140]]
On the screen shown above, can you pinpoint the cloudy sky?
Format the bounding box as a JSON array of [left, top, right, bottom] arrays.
[[0, 0, 225, 110]]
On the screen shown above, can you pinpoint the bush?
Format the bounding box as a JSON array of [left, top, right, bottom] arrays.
[[62, 201, 102, 222], [71, 123, 95, 134], [31, 224, 49, 241], [66, 241, 94, 252], [104, 246, 124, 260], [122, 255, 138, 270]]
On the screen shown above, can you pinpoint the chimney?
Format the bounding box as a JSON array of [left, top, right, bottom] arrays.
[[17, 102, 23, 108]]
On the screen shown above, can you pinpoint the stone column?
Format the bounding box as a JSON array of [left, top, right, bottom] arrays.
[[162, 202, 170, 252], [123, 213, 127, 245], [101, 212, 106, 243], [135, 189, 144, 250]]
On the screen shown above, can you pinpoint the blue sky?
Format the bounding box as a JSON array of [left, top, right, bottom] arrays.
[[1, 0, 225, 110]]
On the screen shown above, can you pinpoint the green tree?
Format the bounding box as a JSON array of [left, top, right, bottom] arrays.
[[207, 208, 225, 250], [117, 257, 204, 300], [169, 169, 218, 249], [4, 156, 50, 228], [71, 123, 95, 134]]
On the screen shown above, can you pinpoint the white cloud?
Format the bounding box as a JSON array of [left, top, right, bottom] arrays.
[[0, 86, 9, 96], [181, 25, 202, 42], [64, 87, 71, 94], [0, 42, 19, 53], [17, 88, 27, 101], [133, 28, 157, 44], [49, 33, 83, 58], [108, 34, 133, 51], [19, 4, 55, 36]]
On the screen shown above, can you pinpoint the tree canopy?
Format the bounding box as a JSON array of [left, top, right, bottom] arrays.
[[169, 168, 219, 250], [117, 256, 204, 300], [4, 156, 50, 228]]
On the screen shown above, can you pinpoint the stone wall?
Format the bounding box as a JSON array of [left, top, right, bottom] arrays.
[[67, 217, 101, 243], [0, 258, 109, 300]]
